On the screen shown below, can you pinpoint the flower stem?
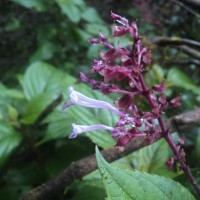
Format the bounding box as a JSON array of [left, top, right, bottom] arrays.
[[137, 63, 200, 197]]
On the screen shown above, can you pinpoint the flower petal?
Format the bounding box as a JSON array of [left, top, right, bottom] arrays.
[[69, 124, 114, 139]]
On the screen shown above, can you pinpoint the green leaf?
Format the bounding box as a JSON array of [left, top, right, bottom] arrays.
[[81, 7, 103, 23], [30, 42, 56, 62], [95, 146, 195, 200], [21, 93, 54, 124], [167, 68, 199, 94], [21, 61, 63, 100], [38, 110, 75, 144], [7, 105, 18, 122], [10, 0, 46, 11], [130, 139, 169, 173], [0, 123, 22, 168], [55, 0, 82, 23]]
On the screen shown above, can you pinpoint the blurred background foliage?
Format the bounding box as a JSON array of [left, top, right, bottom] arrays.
[[0, 0, 200, 199]]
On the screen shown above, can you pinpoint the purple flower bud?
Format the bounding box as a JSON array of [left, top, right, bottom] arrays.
[[169, 96, 181, 107], [113, 26, 129, 37], [158, 94, 167, 104], [88, 38, 100, 44], [100, 49, 117, 61], [115, 94, 134, 110], [111, 11, 129, 26], [166, 158, 174, 170], [69, 123, 114, 139], [80, 72, 90, 83], [116, 134, 133, 146], [129, 21, 138, 38], [142, 49, 152, 65], [121, 55, 132, 66], [62, 86, 123, 116], [152, 81, 166, 93], [99, 31, 107, 41], [178, 136, 185, 145]]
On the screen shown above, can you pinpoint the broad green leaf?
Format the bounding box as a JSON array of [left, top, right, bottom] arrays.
[[38, 110, 75, 144], [96, 146, 195, 200], [21, 61, 63, 100], [10, 0, 46, 11], [130, 139, 169, 173], [0, 123, 22, 168], [167, 68, 199, 94], [81, 7, 103, 23], [21, 93, 54, 124], [30, 42, 56, 62], [55, 0, 82, 23]]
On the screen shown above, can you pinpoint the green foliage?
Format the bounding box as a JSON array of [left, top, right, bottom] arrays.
[[55, 0, 84, 23], [21, 61, 63, 100], [96, 146, 195, 200], [0, 123, 22, 168], [166, 68, 199, 94], [128, 139, 169, 173], [10, 0, 47, 11]]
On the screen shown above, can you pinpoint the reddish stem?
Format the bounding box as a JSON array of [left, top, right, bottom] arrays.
[[136, 46, 200, 196]]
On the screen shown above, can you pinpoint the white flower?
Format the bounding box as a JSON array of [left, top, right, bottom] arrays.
[[69, 123, 114, 139], [62, 86, 123, 116]]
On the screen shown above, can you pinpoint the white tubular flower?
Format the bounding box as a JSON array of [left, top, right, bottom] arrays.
[[69, 123, 114, 139], [62, 86, 123, 116]]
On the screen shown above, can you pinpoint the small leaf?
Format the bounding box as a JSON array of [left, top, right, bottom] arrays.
[[21, 93, 54, 124], [96, 146, 195, 200], [55, 0, 81, 23], [81, 7, 103, 23], [167, 68, 199, 94], [30, 42, 56, 62], [21, 61, 63, 100], [130, 139, 169, 173], [10, 0, 46, 11], [0, 123, 22, 169]]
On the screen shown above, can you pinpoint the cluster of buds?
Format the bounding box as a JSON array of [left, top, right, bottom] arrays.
[[166, 136, 186, 170], [62, 12, 181, 146]]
